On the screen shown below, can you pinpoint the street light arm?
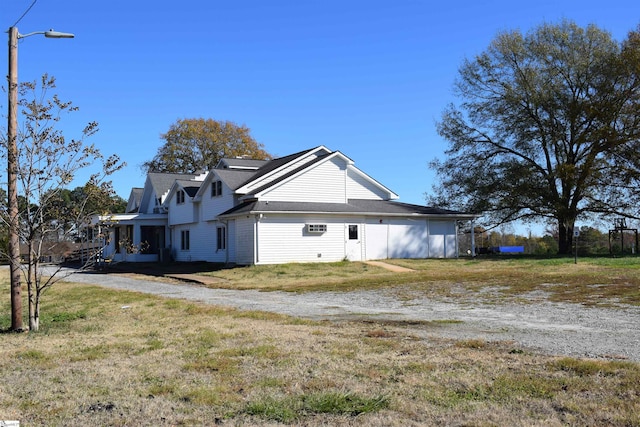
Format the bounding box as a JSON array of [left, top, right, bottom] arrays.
[[45, 30, 75, 39], [17, 29, 75, 39]]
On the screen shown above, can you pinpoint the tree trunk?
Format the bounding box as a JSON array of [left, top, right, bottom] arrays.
[[27, 250, 40, 332], [29, 289, 39, 332], [557, 219, 575, 255]]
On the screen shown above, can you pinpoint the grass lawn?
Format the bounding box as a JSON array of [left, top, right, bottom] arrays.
[[1, 257, 639, 425]]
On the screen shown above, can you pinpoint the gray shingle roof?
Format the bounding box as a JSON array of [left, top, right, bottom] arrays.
[[214, 169, 259, 190], [219, 199, 475, 218], [175, 179, 202, 197], [148, 172, 198, 196], [126, 188, 144, 213]]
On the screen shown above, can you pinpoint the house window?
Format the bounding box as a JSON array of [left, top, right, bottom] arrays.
[[177, 190, 185, 204], [348, 225, 358, 240], [211, 180, 223, 197], [180, 230, 190, 250], [306, 224, 327, 233], [217, 226, 226, 250]]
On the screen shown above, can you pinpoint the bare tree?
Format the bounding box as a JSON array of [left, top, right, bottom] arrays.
[[1, 74, 125, 331]]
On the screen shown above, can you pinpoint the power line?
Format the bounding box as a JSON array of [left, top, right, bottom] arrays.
[[12, 0, 39, 27]]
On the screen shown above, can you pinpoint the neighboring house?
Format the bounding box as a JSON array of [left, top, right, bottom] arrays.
[[94, 146, 477, 265]]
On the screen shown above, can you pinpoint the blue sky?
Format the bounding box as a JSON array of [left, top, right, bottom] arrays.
[[3, 0, 639, 233]]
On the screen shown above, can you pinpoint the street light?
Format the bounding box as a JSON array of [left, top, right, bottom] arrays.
[[6, 26, 74, 331]]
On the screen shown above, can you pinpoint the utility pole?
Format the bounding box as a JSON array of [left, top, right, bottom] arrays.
[[6, 26, 74, 331], [7, 26, 22, 331]]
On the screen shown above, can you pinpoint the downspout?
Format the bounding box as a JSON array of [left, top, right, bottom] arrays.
[[426, 218, 430, 258], [386, 220, 390, 259], [220, 219, 229, 265], [169, 225, 174, 261], [455, 220, 459, 259], [254, 215, 259, 265]]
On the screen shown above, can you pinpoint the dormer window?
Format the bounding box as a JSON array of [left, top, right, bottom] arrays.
[[176, 190, 185, 204], [211, 180, 222, 197]]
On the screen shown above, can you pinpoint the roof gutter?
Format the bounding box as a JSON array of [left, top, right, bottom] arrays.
[[218, 209, 479, 220]]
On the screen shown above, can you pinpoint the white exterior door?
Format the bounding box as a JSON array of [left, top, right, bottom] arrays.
[[365, 221, 388, 260], [346, 224, 362, 261], [428, 220, 457, 258]]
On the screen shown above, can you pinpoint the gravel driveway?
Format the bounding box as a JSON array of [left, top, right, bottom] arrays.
[[54, 268, 640, 362]]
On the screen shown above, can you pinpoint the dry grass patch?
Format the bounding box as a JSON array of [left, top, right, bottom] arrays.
[[195, 257, 640, 306], [1, 272, 639, 426], [201, 259, 399, 291]]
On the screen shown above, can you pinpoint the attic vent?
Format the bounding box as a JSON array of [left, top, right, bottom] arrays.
[[306, 224, 327, 233]]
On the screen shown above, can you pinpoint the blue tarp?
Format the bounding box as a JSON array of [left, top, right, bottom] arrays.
[[477, 246, 525, 254], [494, 246, 524, 253]]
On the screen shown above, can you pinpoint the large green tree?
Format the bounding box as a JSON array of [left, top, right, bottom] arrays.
[[430, 21, 640, 254], [142, 118, 271, 173]]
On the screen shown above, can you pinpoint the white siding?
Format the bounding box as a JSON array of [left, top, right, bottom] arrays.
[[227, 220, 236, 263], [172, 225, 191, 262], [168, 198, 195, 225], [388, 219, 429, 258], [242, 150, 326, 193], [235, 217, 255, 265], [346, 168, 389, 200], [364, 220, 389, 260], [255, 215, 346, 264], [192, 221, 216, 262], [201, 181, 236, 222], [428, 220, 457, 258], [365, 218, 459, 260], [171, 218, 213, 262], [260, 159, 346, 203]]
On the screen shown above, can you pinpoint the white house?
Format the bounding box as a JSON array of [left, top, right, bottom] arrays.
[[95, 146, 477, 264]]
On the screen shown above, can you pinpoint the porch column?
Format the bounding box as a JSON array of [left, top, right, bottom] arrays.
[[470, 218, 476, 257]]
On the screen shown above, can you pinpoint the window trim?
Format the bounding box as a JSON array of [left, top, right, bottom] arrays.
[[306, 224, 327, 234], [176, 190, 185, 205], [180, 229, 190, 251], [211, 180, 223, 197], [348, 225, 358, 240], [216, 226, 226, 250]]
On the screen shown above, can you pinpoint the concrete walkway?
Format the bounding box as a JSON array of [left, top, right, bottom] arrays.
[[364, 260, 415, 272]]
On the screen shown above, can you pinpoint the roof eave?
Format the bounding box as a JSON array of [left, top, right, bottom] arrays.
[[219, 209, 478, 219]]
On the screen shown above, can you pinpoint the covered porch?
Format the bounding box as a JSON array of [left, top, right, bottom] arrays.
[[92, 214, 170, 263]]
